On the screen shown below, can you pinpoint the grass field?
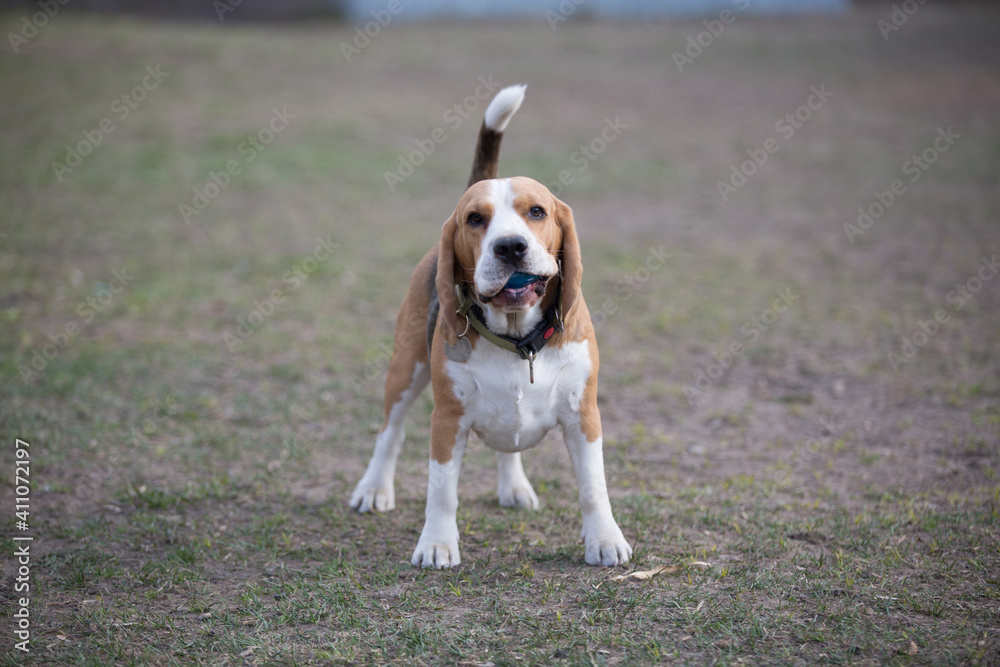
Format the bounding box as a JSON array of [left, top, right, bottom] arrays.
[[1, 5, 999, 665]]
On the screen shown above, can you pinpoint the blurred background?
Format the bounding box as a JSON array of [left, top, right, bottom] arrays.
[[0, 0, 852, 21], [1, 0, 998, 664]]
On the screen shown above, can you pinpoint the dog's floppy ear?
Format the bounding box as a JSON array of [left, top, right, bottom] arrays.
[[435, 210, 464, 346], [555, 198, 583, 321]]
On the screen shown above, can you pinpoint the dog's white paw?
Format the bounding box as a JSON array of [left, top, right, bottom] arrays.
[[498, 482, 539, 510], [583, 520, 632, 567], [349, 481, 394, 513], [411, 536, 461, 569], [412, 517, 461, 568]]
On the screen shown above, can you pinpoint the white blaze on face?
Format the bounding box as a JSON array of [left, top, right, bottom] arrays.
[[474, 179, 558, 298]]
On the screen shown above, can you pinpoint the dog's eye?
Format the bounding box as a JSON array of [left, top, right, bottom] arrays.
[[529, 206, 546, 219], [466, 212, 484, 226]]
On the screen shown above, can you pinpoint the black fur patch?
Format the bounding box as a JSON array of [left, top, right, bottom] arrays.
[[427, 259, 439, 357]]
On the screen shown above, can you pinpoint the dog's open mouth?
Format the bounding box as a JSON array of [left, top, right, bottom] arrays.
[[481, 272, 548, 308], [504, 271, 543, 292]]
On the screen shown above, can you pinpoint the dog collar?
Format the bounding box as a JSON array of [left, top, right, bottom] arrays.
[[454, 277, 564, 384]]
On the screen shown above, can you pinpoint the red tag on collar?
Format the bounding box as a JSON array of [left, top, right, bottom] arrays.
[[543, 326, 555, 340]]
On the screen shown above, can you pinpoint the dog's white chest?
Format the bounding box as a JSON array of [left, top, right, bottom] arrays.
[[446, 340, 591, 453]]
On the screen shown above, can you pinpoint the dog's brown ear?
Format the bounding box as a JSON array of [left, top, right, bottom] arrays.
[[435, 210, 464, 346], [555, 198, 583, 322]]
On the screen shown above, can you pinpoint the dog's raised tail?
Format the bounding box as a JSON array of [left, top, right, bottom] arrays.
[[467, 84, 527, 187]]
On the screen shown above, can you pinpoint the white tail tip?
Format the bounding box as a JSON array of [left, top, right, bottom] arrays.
[[484, 84, 527, 133]]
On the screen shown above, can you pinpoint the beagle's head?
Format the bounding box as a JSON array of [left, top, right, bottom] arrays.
[[437, 177, 583, 343]]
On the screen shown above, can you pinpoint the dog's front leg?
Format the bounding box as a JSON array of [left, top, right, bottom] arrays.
[[411, 426, 467, 569], [562, 421, 632, 567]]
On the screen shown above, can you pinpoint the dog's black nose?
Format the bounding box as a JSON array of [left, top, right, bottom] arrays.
[[493, 236, 528, 265]]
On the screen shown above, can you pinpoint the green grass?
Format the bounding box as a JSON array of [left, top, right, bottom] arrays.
[[2, 8, 999, 667], [10, 487, 997, 665]]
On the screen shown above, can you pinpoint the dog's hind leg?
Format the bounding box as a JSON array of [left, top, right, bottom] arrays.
[[497, 452, 539, 510], [350, 249, 437, 513]]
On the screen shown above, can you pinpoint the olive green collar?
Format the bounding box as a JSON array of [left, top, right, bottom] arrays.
[[453, 277, 564, 383]]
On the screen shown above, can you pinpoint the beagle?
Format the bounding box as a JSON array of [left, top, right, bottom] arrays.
[[351, 84, 631, 569]]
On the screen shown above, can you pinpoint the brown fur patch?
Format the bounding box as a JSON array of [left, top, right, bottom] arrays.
[[429, 327, 466, 464], [579, 334, 603, 443], [380, 247, 437, 427]]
